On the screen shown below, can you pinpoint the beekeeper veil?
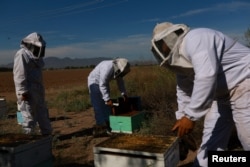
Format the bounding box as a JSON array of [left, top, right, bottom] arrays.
[[21, 32, 46, 59], [113, 58, 131, 78], [151, 22, 192, 68]]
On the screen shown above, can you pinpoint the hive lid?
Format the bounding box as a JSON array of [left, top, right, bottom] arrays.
[[95, 134, 178, 153], [0, 134, 46, 147]]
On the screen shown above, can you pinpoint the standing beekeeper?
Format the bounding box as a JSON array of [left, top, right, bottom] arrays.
[[151, 22, 250, 166], [13, 32, 52, 136], [88, 58, 130, 136]]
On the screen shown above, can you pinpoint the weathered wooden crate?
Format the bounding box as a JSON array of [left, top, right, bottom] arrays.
[[110, 96, 144, 133], [94, 134, 179, 167], [0, 134, 53, 167], [0, 98, 7, 118]]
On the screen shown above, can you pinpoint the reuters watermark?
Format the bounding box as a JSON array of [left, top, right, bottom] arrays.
[[208, 151, 250, 167]]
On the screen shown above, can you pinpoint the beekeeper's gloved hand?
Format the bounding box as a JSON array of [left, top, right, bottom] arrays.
[[105, 99, 113, 107], [21, 92, 29, 101], [123, 94, 128, 103], [171, 116, 195, 137]]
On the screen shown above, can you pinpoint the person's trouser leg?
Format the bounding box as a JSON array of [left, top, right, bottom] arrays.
[[17, 97, 36, 134], [36, 98, 52, 135], [89, 84, 111, 125], [231, 78, 250, 150], [193, 100, 234, 167]]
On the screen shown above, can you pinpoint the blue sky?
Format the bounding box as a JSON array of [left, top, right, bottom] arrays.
[[0, 0, 250, 65]]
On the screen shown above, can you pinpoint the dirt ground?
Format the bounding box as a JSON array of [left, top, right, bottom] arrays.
[[0, 69, 196, 167]]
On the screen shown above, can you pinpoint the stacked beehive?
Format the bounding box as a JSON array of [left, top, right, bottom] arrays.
[[110, 96, 144, 133], [0, 134, 53, 167]]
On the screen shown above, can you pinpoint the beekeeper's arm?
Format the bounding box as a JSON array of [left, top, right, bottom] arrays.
[[116, 77, 127, 94], [99, 64, 113, 103], [116, 77, 128, 102], [172, 32, 220, 136], [175, 75, 193, 120], [184, 33, 220, 121], [13, 49, 29, 100]]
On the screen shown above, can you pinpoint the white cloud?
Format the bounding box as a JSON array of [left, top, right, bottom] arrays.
[[169, 1, 250, 19], [0, 34, 153, 65], [45, 34, 153, 61]]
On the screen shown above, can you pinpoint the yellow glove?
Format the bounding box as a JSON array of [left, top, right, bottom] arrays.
[[171, 116, 195, 137]]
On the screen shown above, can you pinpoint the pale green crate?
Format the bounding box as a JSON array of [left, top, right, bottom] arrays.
[[109, 111, 145, 133]]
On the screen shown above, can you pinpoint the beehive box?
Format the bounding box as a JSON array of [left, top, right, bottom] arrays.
[[110, 96, 144, 133], [94, 134, 179, 167], [0, 98, 7, 118], [109, 111, 145, 133], [111, 96, 142, 115], [0, 134, 53, 167]]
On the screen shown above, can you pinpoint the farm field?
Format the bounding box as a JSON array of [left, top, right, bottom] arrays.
[[1, 67, 196, 166]]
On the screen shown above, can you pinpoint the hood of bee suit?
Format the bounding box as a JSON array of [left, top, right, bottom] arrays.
[[21, 32, 46, 59], [21, 32, 46, 47], [151, 22, 192, 68], [113, 58, 131, 78]]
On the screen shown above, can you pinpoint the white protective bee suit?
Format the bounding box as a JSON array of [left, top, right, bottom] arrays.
[[87, 58, 130, 126], [151, 22, 250, 167], [13, 32, 52, 135]]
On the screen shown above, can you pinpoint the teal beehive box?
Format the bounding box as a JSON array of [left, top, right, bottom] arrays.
[[110, 96, 144, 133], [110, 111, 145, 133]]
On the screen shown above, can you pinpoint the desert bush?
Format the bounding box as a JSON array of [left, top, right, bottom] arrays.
[[110, 66, 177, 109], [6, 100, 17, 114], [49, 88, 91, 112]]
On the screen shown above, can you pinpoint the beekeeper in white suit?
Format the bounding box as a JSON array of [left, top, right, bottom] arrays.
[[151, 22, 250, 166], [13, 32, 52, 135], [88, 58, 130, 136]]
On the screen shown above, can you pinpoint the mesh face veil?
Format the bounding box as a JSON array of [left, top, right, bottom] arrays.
[[21, 32, 46, 59], [151, 22, 189, 67], [113, 58, 131, 78]]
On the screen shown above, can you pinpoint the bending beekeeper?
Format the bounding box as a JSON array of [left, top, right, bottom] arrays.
[[151, 22, 250, 166], [13, 32, 52, 135], [88, 58, 130, 136]]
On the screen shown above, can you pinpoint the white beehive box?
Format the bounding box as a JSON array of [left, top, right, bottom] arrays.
[[94, 134, 179, 167], [0, 134, 53, 167], [0, 98, 7, 118]]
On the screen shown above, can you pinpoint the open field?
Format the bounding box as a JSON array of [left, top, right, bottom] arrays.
[[1, 67, 197, 166]]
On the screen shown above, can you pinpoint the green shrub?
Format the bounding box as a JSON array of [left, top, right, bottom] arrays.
[[51, 88, 91, 112]]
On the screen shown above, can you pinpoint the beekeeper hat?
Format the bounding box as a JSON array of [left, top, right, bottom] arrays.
[[21, 32, 46, 59], [113, 58, 130, 78], [152, 22, 178, 49], [151, 22, 189, 66], [22, 32, 46, 47]]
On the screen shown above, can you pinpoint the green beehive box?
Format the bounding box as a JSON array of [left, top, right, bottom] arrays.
[[110, 111, 145, 133], [110, 96, 144, 133]]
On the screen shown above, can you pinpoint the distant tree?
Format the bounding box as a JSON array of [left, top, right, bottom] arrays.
[[244, 28, 250, 47]]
